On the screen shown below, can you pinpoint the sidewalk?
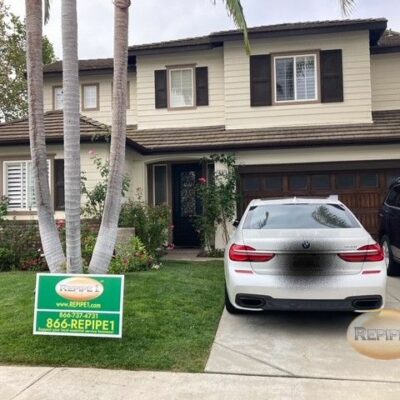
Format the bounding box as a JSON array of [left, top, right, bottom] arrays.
[[2, 366, 400, 400]]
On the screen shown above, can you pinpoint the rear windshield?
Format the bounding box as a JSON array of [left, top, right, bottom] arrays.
[[243, 203, 360, 230]]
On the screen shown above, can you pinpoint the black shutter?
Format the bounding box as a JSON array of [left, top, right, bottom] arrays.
[[250, 55, 272, 107], [196, 67, 209, 106], [54, 159, 65, 211], [320, 50, 343, 103], [154, 70, 167, 108]]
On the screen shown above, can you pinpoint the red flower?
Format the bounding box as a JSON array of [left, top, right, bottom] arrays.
[[198, 177, 207, 184]]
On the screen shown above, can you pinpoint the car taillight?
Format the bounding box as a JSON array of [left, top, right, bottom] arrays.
[[338, 243, 384, 262], [229, 244, 275, 262]]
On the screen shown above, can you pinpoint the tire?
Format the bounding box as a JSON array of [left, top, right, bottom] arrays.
[[225, 287, 245, 314], [381, 235, 400, 277]]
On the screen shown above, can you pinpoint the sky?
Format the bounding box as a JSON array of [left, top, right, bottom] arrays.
[[8, 0, 400, 60]]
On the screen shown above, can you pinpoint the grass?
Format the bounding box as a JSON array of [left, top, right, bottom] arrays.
[[0, 261, 224, 372]]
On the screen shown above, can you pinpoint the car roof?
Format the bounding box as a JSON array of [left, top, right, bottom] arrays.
[[249, 196, 343, 206]]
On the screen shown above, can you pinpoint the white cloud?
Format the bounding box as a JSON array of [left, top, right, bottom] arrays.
[[8, 0, 400, 59]]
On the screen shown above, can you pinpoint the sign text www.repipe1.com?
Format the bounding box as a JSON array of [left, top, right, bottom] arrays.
[[33, 274, 124, 338]]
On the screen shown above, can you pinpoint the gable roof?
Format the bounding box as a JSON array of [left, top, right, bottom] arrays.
[[42, 18, 389, 75], [1, 110, 400, 154], [0, 111, 110, 145], [129, 18, 387, 55]]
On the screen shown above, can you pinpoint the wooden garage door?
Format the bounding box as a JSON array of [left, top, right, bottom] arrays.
[[240, 168, 400, 237]]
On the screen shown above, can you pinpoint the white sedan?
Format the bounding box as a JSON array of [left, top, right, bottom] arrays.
[[225, 196, 386, 313]]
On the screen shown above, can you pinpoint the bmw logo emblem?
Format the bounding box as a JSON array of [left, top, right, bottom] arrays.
[[302, 241, 311, 249]]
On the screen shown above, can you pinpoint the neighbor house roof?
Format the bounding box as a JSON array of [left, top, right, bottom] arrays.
[[1, 110, 400, 154], [372, 29, 400, 53]]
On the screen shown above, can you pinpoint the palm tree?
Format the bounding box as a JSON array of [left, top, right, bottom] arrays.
[[89, 0, 131, 273], [340, 0, 356, 16], [25, 0, 65, 273], [62, 0, 83, 273]]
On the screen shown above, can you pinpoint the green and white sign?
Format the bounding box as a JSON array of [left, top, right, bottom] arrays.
[[33, 273, 124, 338]]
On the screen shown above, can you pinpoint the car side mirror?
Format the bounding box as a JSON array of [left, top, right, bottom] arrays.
[[232, 219, 240, 228]]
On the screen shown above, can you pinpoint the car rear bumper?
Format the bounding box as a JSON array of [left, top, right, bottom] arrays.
[[235, 293, 383, 311], [225, 268, 386, 312]]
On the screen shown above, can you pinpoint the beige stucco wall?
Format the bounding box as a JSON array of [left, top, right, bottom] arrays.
[[136, 48, 225, 129], [371, 53, 400, 111], [224, 30, 372, 129], [43, 72, 137, 125]]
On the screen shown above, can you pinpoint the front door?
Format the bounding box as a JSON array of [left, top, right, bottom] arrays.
[[172, 163, 202, 247]]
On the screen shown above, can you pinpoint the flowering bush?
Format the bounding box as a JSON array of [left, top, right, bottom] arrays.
[[195, 154, 239, 253], [109, 236, 156, 273]]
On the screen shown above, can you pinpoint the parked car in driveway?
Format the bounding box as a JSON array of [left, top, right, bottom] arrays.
[[225, 196, 386, 314], [379, 178, 400, 276]]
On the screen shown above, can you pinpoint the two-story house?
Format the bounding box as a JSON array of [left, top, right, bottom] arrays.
[[0, 18, 399, 249]]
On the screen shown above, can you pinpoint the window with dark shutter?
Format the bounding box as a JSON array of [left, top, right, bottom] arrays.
[[54, 159, 65, 211], [320, 49, 343, 103], [154, 70, 167, 108], [250, 55, 272, 107], [196, 67, 209, 106]]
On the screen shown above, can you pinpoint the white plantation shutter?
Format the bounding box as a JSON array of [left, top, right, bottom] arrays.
[[4, 160, 50, 210]]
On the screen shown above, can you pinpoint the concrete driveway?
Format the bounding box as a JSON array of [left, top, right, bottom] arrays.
[[206, 277, 400, 383]]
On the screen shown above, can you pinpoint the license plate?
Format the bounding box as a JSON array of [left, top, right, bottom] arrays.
[[292, 255, 322, 268]]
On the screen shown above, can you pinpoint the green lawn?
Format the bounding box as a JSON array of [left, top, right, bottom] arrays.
[[0, 261, 224, 372]]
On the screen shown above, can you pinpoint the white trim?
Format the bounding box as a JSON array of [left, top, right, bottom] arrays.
[[168, 67, 195, 108], [273, 53, 318, 103], [152, 164, 168, 206]]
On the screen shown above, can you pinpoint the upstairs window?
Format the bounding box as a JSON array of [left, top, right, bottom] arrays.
[[168, 67, 194, 108], [274, 54, 318, 103], [3, 160, 50, 211], [82, 83, 99, 111], [53, 86, 64, 110]]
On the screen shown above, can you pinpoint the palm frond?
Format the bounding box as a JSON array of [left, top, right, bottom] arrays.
[[339, 0, 356, 16], [213, 0, 250, 54], [44, 0, 51, 24]]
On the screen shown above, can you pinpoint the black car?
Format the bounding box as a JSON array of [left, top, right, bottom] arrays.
[[379, 178, 400, 276]]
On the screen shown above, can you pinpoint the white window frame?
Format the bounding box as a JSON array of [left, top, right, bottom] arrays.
[[82, 83, 99, 111], [168, 67, 195, 109], [3, 160, 51, 211], [152, 164, 168, 206], [53, 86, 64, 110], [273, 53, 318, 104]]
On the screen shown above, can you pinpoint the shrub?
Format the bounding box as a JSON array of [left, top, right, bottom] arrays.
[[109, 236, 156, 273], [0, 247, 18, 272], [195, 154, 239, 253], [119, 200, 171, 260], [81, 152, 130, 220]]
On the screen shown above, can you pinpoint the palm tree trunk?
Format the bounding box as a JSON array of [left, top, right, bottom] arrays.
[[89, 0, 130, 274], [25, 0, 65, 273], [62, 0, 82, 273]]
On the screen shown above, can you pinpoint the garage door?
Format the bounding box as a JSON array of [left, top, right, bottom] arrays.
[[239, 164, 400, 238]]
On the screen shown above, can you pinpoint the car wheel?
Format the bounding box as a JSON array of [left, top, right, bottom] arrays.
[[382, 235, 400, 276], [225, 287, 245, 314]]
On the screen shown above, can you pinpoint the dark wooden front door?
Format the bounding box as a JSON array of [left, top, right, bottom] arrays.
[[172, 163, 202, 247]]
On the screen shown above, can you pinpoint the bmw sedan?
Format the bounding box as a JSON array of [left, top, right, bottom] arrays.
[[225, 197, 386, 314]]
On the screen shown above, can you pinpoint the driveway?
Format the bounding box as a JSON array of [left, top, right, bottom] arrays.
[[206, 277, 400, 382]]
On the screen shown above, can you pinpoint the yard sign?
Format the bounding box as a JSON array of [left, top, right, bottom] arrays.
[[33, 273, 124, 338]]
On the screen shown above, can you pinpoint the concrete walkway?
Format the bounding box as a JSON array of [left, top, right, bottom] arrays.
[[2, 366, 400, 400], [206, 277, 400, 384], [162, 248, 223, 262]]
